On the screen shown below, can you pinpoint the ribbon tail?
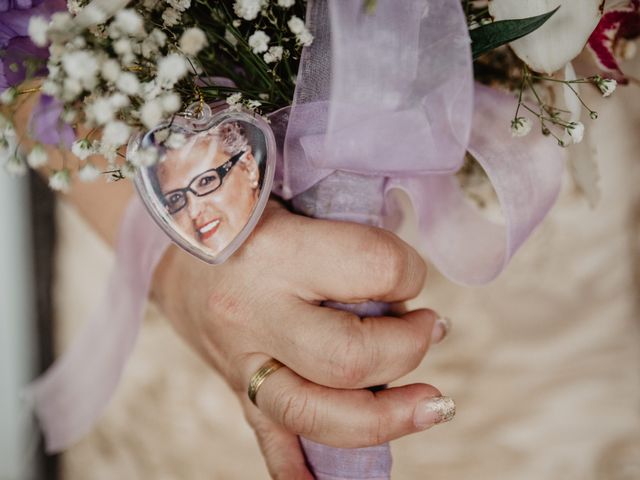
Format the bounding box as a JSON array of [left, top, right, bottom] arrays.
[[387, 84, 565, 285], [24, 197, 170, 453]]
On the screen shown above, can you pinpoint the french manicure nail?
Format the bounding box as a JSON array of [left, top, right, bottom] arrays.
[[413, 396, 456, 430], [431, 316, 452, 344]]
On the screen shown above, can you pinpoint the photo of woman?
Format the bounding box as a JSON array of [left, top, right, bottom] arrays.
[[148, 120, 268, 258]]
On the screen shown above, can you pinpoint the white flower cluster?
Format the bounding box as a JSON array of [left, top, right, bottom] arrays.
[[287, 15, 313, 47], [510, 117, 532, 138], [226, 92, 262, 112], [233, 0, 311, 65], [594, 76, 617, 97], [23, 2, 204, 182], [0, 115, 27, 176], [7, 0, 312, 188]]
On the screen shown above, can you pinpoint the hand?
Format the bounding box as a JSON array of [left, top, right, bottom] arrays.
[[152, 198, 452, 479]]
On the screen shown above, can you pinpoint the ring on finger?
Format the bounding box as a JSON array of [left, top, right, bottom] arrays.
[[248, 358, 284, 406]]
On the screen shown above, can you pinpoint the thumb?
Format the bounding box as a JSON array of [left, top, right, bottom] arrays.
[[242, 398, 314, 480]]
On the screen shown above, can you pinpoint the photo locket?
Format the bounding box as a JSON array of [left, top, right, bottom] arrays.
[[130, 103, 277, 264]]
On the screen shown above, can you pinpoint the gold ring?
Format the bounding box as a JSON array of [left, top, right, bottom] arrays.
[[248, 358, 284, 406]]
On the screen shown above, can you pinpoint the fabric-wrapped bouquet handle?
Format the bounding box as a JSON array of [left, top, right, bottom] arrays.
[[291, 173, 393, 479]]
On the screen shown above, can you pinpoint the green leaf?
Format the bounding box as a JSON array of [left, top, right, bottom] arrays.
[[471, 7, 560, 59]]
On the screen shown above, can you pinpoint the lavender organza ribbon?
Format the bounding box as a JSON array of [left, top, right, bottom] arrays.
[[26, 198, 171, 452], [27, 1, 564, 478], [274, 1, 562, 477]]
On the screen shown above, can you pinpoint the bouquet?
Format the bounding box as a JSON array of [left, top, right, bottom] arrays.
[[2, 0, 639, 479]]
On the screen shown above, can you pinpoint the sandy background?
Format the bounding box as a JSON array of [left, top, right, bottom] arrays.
[[53, 84, 640, 479]]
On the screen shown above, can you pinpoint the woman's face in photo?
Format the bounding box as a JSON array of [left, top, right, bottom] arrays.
[[156, 134, 260, 255]]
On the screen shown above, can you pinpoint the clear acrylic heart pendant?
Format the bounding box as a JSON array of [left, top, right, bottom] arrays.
[[129, 103, 277, 264]]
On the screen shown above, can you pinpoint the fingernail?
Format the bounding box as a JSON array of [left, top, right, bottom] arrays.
[[431, 316, 452, 344], [413, 396, 456, 430]]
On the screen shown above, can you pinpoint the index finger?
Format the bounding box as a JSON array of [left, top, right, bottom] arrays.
[[284, 215, 428, 303]]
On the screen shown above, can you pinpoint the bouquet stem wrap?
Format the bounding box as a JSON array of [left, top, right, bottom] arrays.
[[291, 172, 393, 478]]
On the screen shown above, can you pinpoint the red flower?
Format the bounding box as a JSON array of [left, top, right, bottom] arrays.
[[587, 0, 640, 84]]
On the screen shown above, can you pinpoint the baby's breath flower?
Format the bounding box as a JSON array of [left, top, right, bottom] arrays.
[[5, 154, 28, 176], [263, 45, 283, 63], [142, 0, 160, 11], [102, 121, 131, 147], [246, 99, 262, 110], [248, 30, 270, 54], [157, 53, 189, 88], [113, 38, 134, 62], [49, 169, 71, 192], [71, 36, 86, 49], [141, 80, 162, 100], [149, 28, 167, 47], [67, 0, 82, 15], [49, 12, 73, 32], [86, 97, 116, 125], [61, 108, 77, 124], [179, 27, 208, 56], [129, 146, 159, 167], [27, 144, 48, 168], [288, 16, 306, 35], [121, 161, 136, 179], [62, 77, 82, 101], [288, 16, 313, 46], [297, 30, 313, 47], [41, 79, 61, 97], [233, 0, 267, 21], [72, 139, 94, 160], [226, 92, 242, 108], [3, 122, 16, 140], [168, 0, 192, 12], [81, 4, 107, 25], [141, 37, 160, 58], [113, 9, 145, 37], [140, 99, 163, 129], [566, 121, 585, 144], [116, 71, 140, 96], [77, 162, 101, 182], [224, 29, 238, 47], [62, 50, 99, 84], [28, 16, 49, 47], [160, 92, 182, 114], [109, 92, 130, 110], [98, 143, 118, 162], [0, 87, 17, 105], [510, 117, 532, 137], [166, 132, 187, 149], [162, 8, 181, 27], [595, 77, 617, 97]]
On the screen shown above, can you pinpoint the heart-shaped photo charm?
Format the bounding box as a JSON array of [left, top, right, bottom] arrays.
[[130, 103, 276, 264]]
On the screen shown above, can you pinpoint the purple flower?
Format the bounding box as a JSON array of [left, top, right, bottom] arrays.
[[30, 94, 75, 147], [0, 0, 65, 91], [1, 0, 73, 145]]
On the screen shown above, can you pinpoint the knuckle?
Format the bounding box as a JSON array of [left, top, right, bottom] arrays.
[[328, 318, 374, 387], [364, 229, 413, 296], [273, 388, 318, 436]]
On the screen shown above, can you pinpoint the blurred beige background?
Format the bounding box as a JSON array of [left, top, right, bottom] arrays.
[[53, 84, 640, 479]]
